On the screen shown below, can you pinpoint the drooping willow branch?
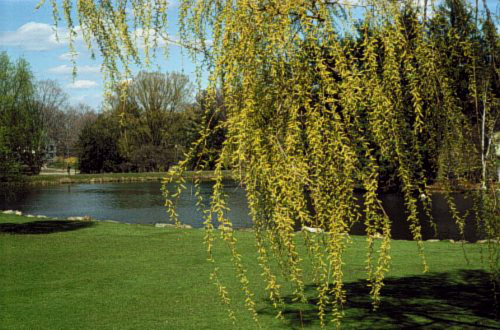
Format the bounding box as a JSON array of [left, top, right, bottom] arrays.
[[44, 0, 499, 327]]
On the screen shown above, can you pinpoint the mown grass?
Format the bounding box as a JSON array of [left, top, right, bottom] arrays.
[[0, 213, 498, 329], [22, 170, 234, 186]]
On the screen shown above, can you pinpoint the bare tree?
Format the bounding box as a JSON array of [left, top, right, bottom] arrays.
[[125, 71, 192, 146], [35, 79, 68, 135], [34, 80, 69, 160], [35, 80, 99, 159], [63, 103, 98, 157]]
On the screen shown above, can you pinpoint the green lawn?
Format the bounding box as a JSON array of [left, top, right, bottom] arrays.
[[0, 213, 498, 329]]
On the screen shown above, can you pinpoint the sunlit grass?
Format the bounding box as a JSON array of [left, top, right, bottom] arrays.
[[0, 213, 497, 329]]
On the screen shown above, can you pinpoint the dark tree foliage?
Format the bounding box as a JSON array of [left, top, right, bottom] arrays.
[[78, 72, 225, 173], [186, 89, 227, 170], [107, 71, 193, 171], [77, 114, 123, 173], [428, 0, 499, 183]]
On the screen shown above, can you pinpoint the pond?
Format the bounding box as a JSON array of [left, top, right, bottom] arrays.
[[0, 181, 482, 241]]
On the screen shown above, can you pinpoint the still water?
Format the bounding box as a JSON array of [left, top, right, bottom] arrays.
[[0, 181, 481, 241], [0, 181, 251, 229]]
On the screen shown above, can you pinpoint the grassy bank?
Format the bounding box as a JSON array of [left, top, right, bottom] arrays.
[[22, 170, 234, 186], [13, 170, 498, 191], [0, 213, 498, 329]]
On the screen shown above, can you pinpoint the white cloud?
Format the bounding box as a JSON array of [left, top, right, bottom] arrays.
[[68, 92, 103, 109], [48, 64, 100, 75], [126, 0, 178, 16], [0, 21, 182, 54], [0, 22, 82, 51], [132, 28, 209, 53], [133, 28, 169, 49], [67, 80, 98, 89], [59, 52, 80, 61]]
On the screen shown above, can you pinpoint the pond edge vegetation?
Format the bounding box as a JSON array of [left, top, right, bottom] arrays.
[[6, 170, 234, 186]]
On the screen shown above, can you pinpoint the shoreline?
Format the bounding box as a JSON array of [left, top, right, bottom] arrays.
[[1, 210, 496, 244], [6, 170, 497, 193], [4, 170, 234, 186], [2, 166, 497, 192]]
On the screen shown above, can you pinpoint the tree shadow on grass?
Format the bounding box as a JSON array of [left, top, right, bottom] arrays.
[[0, 220, 95, 235], [258, 270, 499, 329]]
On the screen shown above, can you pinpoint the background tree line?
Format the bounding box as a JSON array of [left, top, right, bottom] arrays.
[[2, 0, 497, 187], [0, 52, 97, 180], [76, 71, 226, 173], [0, 51, 226, 178]]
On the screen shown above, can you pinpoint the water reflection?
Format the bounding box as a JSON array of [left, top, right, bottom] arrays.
[[0, 181, 250, 229], [0, 181, 482, 241], [351, 192, 478, 241]]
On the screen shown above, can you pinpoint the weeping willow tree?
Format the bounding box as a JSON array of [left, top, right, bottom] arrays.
[[42, 0, 498, 326]]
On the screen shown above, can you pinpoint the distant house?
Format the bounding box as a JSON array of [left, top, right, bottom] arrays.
[[44, 139, 57, 162]]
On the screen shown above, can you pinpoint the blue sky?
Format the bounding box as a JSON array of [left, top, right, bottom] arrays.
[[0, 0, 497, 110], [0, 0, 200, 110]]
